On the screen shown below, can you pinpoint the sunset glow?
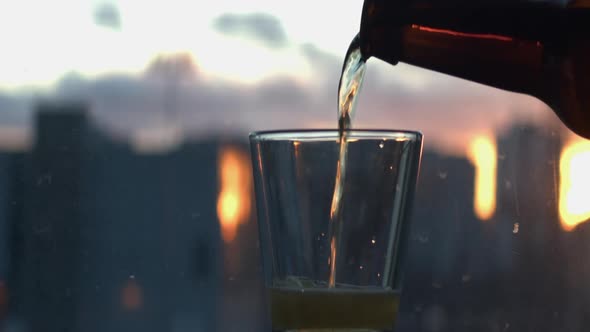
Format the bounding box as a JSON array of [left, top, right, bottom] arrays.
[[559, 138, 590, 231], [468, 135, 497, 221]]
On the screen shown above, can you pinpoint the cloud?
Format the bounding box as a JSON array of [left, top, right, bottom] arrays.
[[94, 3, 122, 30], [300, 43, 341, 86], [213, 13, 288, 49], [0, 46, 551, 154], [0, 92, 34, 126], [301, 43, 339, 67]]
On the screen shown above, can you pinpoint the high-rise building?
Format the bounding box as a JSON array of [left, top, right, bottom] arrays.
[[495, 124, 565, 331], [9, 102, 88, 332]]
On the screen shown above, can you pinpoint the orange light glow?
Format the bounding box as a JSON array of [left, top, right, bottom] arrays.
[[217, 146, 252, 243], [468, 135, 497, 221], [121, 277, 142, 311], [559, 139, 590, 231]]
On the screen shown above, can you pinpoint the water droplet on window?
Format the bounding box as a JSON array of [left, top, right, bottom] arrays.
[[418, 235, 429, 243]]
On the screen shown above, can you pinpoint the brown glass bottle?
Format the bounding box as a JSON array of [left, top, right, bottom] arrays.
[[360, 0, 590, 138]]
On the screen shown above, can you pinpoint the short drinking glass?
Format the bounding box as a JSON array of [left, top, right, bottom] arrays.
[[250, 129, 423, 332]]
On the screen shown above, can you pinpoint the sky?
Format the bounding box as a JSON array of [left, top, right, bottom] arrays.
[[0, 0, 566, 153], [0, 0, 362, 87]]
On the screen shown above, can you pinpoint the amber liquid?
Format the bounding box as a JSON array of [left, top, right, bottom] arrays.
[[269, 288, 399, 331], [328, 35, 366, 287]]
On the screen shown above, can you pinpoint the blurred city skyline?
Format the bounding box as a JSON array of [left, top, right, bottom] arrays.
[[1, 104, 589, 331], [1, 0, 588, 230]]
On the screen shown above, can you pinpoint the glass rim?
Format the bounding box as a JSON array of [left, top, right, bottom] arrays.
[[249, 129, 422, 142]]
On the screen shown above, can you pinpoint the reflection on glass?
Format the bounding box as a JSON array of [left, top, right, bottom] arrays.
[[468, 134, 497, 221]]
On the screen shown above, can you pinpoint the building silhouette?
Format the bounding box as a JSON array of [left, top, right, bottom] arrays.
[[398, 123, 571, 332], [398, 151, 479, 331], [494, 124, 565, 332], [8, 103, 87, 332]]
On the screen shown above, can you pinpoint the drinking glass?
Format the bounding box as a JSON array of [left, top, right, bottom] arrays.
[[250, 129, 423, 332]]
